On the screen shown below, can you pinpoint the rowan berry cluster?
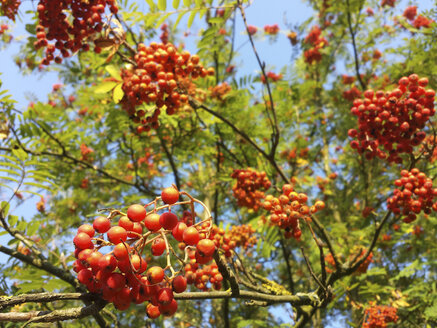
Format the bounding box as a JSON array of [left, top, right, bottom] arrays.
[[380, 0, 395, 8], [355, 250, 373, 273], [403, 6, 417, 21], [225, 224, 257, 251], [231, 168, 272, 211], [343, 86, 362, 102], [325, 250, 373, 274], [209, 82, 231, 102], [247, 25, 257, 36], [264, 24, 279, 35], [184, 252, 223, 291], [0, 0, 20, 21], [79, 144, 94, 162], [387, 168, 437, 223], [263, 184, 325, 240], [280, 147, 309, 162], [34, 0, 118, 65], [0, 23, 8, 34], [120, 42, 213, 131], [261, 72, 282, 83], [348, 74, 436, 163], [362, 304, 398, 328], [303, 25, 328, 64], [72, 187, 218, 318], [412, 15, 434, 29], [420, 135, 437, 162]]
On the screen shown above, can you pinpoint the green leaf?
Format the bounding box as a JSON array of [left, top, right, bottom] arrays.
[[113, 84, 124, 104], [183, 0, 191, 6], [27, 221, 40, 237], [1, 201, 10, 216], [158, 0, 166, 11], [105, 65, 122, 81], [424, 303, 437, 320], [23, 182, 52, 191], [145, 0, 155, 10], [8, 215, 18, 227], [95, 82, 118, 94], [172, 0, 180, 9], [187, 10, 197, 28], [173, 12, 187, 30]]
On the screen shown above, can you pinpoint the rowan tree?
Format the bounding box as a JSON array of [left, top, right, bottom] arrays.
[[0, 0, 436, 327]]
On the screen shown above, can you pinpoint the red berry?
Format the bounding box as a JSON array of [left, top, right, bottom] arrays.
[[183, 226, 200, 245], [93, 216, 111, 233], [159, 212, 178, 230], [151, 238, 166, 256], [127, 204, 147, 222], [78, 224, 95, 237], [74, 232, 94, 250], [107, 226, 127, 244], [172, 275, 187, 293], [145, 213, 162, 232], [147, 266, 165, 284], [146, 303, 161, 319], [196, 239, 216, 257], [172, 222, 187, 241], [161, 186, 179, 204]]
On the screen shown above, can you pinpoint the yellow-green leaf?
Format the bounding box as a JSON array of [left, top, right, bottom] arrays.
[[105, 65, 122, 81], [95, 81, 118, 94], [187, 10, 197, 28], [113, 83, 124, 104], [173, 0, 180, 9], [158, 0, 166, 11]]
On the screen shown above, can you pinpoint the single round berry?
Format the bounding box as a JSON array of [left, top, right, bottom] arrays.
[[74, 232, 94, 250], [161, 186, 179, 204], [172, 275, 187, 293], [107, 226, 127, 244], [145, 213, 162, 232], [93, 216, 111, 233], [159, 212, 178, 230], [78, 224, 95, 237], [127, 204, 147, 222], [196, 239, 216, 257], [183, 226, 200, 245]]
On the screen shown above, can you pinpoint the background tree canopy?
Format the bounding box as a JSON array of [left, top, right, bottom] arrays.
[[0, 0, 436, 327]]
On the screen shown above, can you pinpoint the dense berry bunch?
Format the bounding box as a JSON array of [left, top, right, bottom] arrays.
[[380, 0, 395, 8], [362, 304, 398, 328], [209, 82, 231, 102], [348, 74, 435, 163], [225, 224, 257, 251], [34, 0, 118, 65], [420, 135, 437, 162], [263, 184, 325, 240], [343, 86, 362, 102], [264, 24, 279, 35], [412, 15, 434, 29], [184, 252, 223, 291], [231, 168, 271, 211], [261, 71, 282, 83], [355, 250, 373, 273], [79, 144, 94, 162], [387, 168, 437, 223], [325, 251, 373, 274], [0, 23, 8, 34], [72, 188, 220, 318], [303, 26, 328, 64], [120, 42, 213, 131], [247, 25, 257, 35], [403, 6, 417, 21], [0, 0, 20, 21]]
